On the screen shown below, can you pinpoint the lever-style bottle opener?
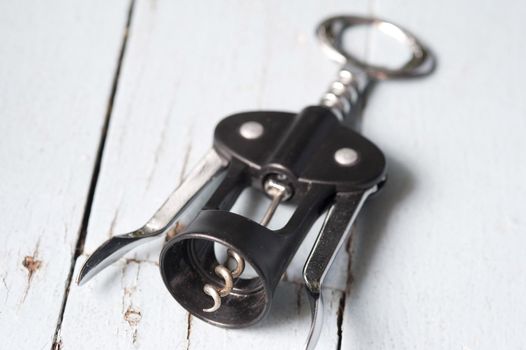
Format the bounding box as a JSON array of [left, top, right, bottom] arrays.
[[77, 15, 435, 349]]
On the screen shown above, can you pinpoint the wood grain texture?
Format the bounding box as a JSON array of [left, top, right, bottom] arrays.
[[0, 0, 129, 348]]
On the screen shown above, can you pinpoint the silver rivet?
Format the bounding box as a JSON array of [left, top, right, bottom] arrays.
[[239, 121, 264, 139], [334, 148, 359, 166]]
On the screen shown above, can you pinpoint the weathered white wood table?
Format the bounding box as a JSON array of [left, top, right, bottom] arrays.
[[1, 0, 525, 349]]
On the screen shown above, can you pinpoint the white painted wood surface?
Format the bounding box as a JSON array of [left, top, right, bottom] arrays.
[[2, 0, 526, 349], [0, 1, 129, 349], [343, 1, 526, 349]]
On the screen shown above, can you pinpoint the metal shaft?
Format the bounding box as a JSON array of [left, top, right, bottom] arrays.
[[320, 68, 363, 121], [202, 177, 290, 312]]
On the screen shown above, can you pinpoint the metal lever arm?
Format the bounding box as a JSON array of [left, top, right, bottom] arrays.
[[303, 186, 377, 350], [77, 149, 228, 285]]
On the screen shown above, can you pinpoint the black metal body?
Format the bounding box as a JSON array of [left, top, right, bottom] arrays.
[[159, 106, 386, 328]]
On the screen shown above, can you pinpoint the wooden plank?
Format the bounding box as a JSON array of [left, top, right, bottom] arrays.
[[341, 0, 526, 349], [0, 0, 130, 348], [59, 0, 371, 348], [65, 256, 343, 350]]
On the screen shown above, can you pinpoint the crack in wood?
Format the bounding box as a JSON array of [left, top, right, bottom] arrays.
[[279, 278, 347, 293], [125, 258, 159, 266], [108, 206, 121, 238], [124, 307, 142, 344], [121, 259, 141, 300], [63, 222, 68, 244], [185, 312, 192, 350], [335, 292, 346, 350], [1, 273, 9, 303], [121, 261, 132, 312], [51, 337, 63, 350], [121, 258, 142, 345], [178, 130, 193, 183], [145, 78, 183, 190], [145, 107, 172, 190], [49, 0, 137, 348]]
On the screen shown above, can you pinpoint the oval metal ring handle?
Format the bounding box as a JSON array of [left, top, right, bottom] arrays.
[[317, 15, 436, 79]]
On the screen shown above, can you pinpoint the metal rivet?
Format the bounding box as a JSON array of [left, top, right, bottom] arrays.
[[239, 121, 264, 139], [334, 148, 359, 166]]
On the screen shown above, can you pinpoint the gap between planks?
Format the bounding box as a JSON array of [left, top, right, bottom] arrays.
[[50, 0, 137, 348]]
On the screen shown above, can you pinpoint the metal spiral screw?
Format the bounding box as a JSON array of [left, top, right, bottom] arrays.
[[202, 176, 291, 312], [202, 249, 245, 312], [320, 68, 362, 121]]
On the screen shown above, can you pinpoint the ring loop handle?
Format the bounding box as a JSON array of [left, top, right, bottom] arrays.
[[317, 15, 436, 80]]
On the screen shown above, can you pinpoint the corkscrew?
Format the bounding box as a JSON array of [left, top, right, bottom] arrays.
[[77, 15, 435, 349]]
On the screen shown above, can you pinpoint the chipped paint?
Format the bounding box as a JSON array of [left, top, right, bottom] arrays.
[[20, 240, 42, 303]]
